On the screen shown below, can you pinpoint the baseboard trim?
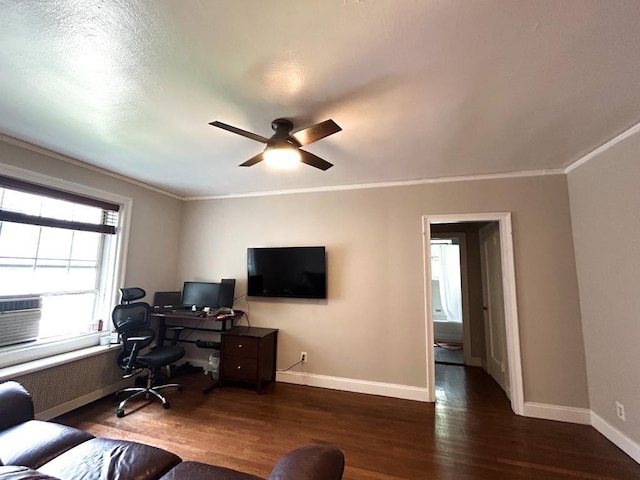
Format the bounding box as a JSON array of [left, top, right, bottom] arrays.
[[591, 412, 640, 464], [276, 371, 430, 402], [523, 402, 591, 424], [467, 356, 483, 367], [35, 378, 133, 421]]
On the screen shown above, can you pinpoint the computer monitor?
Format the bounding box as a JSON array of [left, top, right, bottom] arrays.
[[152, 291, 182, 309], [218, 278, 236, 308], [181, 281, 220, 309]]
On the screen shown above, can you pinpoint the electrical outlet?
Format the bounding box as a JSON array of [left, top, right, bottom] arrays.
[[300, 351, 307, 363], [616, 401, 626, 421]]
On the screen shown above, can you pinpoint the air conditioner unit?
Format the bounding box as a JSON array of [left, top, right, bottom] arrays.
[[0, 295, 42, 347]]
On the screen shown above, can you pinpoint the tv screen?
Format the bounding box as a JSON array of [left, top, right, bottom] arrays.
[[181, 281, 220, 308], [247, 247, 327, 299]]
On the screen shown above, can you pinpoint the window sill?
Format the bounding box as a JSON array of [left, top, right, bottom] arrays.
[[0, 333, 109, 370], [0, 343, 118, 381]]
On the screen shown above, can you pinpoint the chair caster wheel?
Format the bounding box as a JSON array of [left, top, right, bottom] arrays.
[[116, 409, 125, 418], [163, 402, 171, 410]]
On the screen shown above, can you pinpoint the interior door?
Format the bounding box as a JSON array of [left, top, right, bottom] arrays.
[[479, 222, 510, 396]]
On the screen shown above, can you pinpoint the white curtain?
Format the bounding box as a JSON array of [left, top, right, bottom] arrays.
[[433, 244, 462, 322]]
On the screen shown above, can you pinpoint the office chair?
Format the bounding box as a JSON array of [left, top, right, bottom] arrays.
[[112, 287, 185, 417]]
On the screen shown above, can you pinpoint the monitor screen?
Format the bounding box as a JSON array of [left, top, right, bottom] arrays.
[[181, 281, 220, 309], [218, 278, 236, 308], [247, 247, 327, 299], [152, 291, 182, 308]]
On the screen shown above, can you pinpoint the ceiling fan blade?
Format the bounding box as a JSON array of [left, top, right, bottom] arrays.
[[209, 121, 269, 143], [299, 150, 334, 171], [239, 152, 264, 167], [291, 119, 342, 146]]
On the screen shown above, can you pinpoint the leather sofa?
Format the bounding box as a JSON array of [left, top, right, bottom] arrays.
[[0, 381, 344, 479]]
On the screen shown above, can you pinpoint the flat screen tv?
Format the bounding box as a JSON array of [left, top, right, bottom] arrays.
[[247, 246, 327, 299]]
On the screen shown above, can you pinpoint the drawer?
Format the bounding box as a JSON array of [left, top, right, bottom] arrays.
[[222, 355, 258, 381], [224, 336, 259, 358]]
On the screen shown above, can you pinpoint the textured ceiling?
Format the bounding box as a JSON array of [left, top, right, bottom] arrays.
[[1, 1, 640, 198]]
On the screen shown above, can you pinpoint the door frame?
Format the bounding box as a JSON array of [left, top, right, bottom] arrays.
[[422, 212, 524, 416]]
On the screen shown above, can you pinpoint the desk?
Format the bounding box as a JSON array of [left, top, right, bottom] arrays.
[[151, 313, 278, 394], [151, 310, 240, 347]]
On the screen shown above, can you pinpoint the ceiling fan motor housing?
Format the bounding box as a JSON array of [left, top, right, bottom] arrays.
[[269, 118, 298, 147]]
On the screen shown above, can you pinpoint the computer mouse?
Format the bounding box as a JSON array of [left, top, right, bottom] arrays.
[[199, 312, 207, 318]]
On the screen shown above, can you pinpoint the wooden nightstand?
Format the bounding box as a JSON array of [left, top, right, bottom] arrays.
[[220, 326, 278, 393]]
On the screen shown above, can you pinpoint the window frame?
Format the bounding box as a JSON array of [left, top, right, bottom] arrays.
[[0, 162, 132, 369]]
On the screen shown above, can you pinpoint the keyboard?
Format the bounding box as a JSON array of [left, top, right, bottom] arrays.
[[154, 308, 201, 316]]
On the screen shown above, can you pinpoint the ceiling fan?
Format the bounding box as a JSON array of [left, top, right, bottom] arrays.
[[209, 118, 341, 171]]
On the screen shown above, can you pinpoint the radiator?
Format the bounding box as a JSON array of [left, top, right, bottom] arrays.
[[12, 348, 130, 419], [0, 296, 41, 347]]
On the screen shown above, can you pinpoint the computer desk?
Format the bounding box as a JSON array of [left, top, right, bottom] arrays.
[[151, 310, 240, 347], [151, 310, 278, 395]]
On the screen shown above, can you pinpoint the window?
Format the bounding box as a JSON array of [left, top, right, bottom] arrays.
[[0, 172, 128, 367]]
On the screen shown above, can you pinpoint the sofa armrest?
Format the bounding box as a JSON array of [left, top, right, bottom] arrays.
[[0, 382, 34, 432], [268, 445, 345, 480]]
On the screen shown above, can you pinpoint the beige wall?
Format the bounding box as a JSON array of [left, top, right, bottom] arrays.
[[568, 132, 640, 443], [179, 174, 588, 407], [2, 135, 589, 409], [0, 138, 183, 298]]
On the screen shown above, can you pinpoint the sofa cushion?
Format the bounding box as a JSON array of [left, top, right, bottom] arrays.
[[38, 438, 181, 480], [0, 466, 59, 480], [159, 461, 263, 480], [0, 420, 93, 469]]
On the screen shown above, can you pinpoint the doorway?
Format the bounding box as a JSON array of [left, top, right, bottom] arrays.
[[431, 234, 469, 366], [422, 213, 524, 415]]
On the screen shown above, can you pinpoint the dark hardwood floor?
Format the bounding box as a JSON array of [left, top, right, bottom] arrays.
[[55, 365, 640, 479]]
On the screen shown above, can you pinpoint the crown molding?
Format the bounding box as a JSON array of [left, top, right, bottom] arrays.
[[0, 133, 184, 201], [565, 120, 640, 174], [185, 168, 565, 201], [13, 120, 639, 202]]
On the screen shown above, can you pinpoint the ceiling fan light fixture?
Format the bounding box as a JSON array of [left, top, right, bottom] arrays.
[[263, 145, 301, 170], [210, 118, 339, 171]]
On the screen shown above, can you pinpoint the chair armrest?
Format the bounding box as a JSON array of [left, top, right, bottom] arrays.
[[122, 335, 152, 373], [166, 326, 185, 345], [268, 445, 345, 480], [128, 336, 152, 343], [0, 382, 34, 431]]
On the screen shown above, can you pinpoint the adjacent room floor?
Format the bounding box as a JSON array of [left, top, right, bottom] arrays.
[[434, 341, 464, 365]]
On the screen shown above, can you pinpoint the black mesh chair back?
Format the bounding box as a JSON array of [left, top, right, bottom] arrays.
[[113, 302, 155, 374]]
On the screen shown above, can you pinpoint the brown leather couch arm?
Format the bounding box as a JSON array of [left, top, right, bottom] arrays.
[[267, 444, 345, 480], [0, 382, 34, 432]]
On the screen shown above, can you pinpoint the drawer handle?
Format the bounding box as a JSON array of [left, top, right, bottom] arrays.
[[237, 366, 241, 370], [238, 344, 242, 348]]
